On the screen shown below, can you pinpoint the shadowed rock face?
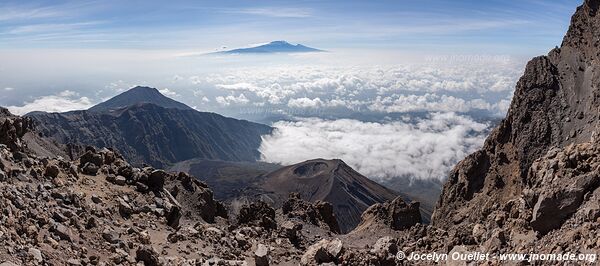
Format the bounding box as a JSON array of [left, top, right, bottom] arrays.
[[0, 107, 33, 151], [433, 0, 600, 233], [28, 103, 271, 168]]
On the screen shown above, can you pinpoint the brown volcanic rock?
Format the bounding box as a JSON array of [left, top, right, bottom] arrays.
[[354, 196, 421, 232], [261, 159, 401, 233], [0, 107, 33, 151], [527, 142, 600, 235], [432, 0, 600, 231], [236, 201, 277, 230], [281, 192, 341, 234], [166, 172, 228, 224]]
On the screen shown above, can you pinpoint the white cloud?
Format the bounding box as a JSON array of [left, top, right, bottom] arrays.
[[4, 87, 14, 91], [366, 93, 508, 114], [159, 88, 179, 97], [260, 113, 488, 181], [203, 62, 521, 116], [288, 97, 323, 108], [215, 93, 250, 106], [7, 90, 94, 115]]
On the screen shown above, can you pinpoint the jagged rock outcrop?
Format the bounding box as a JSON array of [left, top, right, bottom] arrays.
[[528, 143, 600, 234], [354, 196, 421, 232], [421, 0, 600, 261], [0, 107, 33, 151], [433, 0, 600, 233], [281, 193, 341, 234], [166, 172, 228, 224], [236, 201, 277, 230]]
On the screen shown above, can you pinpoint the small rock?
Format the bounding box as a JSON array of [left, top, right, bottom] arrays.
[[326, 238, 344, 259], [29, 248, 43, 263], [91, 194, 102, 204], [82, 162, 99, 176], [53, 224, 73, 242], [45, 164, 60, 178], [254, 244, 269, 266], [135, 182, 149, 192], [148, 170, 167, 191], [371, 237, 397, 261], [136, 246, 160, 266], [67, 259, 81, 266], [80, 151, 103, 167], [102, 228, 119, 244], [301, 240, 332, 265], [114, 175, 127, 186], [118, 198, 134, 216]]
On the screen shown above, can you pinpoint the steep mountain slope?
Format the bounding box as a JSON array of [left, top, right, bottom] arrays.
[[28, 96, 271, 168], [259, 159, 405, 233], [393, 0, 600, 258], [433, 0, 600, 230], [89, 86, 192, 112], [219, 41, 322, 54]]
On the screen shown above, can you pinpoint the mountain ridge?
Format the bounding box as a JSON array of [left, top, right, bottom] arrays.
[[89, 86, 193, 112], [27, 87, 272, 168], [217, 40, 323, 54]]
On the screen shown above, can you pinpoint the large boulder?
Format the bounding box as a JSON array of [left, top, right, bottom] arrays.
[[135, 246, 160, 266], [282, 193, 341, 233], [148, 170, 167, 191], [300, 239, 344, 265], [165, 172, 228, 223], [237, 201, 276, 230], [528, 143, 600, 234], [355, 197, 421, 231]]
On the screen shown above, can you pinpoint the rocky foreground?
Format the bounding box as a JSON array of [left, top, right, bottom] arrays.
[[1, 109, 422, 265]]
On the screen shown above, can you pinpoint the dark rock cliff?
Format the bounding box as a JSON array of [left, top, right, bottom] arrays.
[[28, 103, 271, 168], [433, 0, 600, 235]]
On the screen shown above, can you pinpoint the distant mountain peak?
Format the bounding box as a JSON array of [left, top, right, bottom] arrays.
[[217, 40, 323, 54], [269, 40, 290, 45], [129, 86, 160, 93], [89, 86, 192, 112]]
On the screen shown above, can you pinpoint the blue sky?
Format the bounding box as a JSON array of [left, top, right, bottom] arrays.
[[0, 0, 579, 54], [0, 0, 584, 119]]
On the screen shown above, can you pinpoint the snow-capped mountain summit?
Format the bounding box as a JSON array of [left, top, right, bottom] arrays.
[[217, 40, 323, 54]]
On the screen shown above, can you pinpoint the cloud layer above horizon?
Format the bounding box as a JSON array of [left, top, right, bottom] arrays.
[[2, 55, 523, 119], [259, 112, 488, 181]]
